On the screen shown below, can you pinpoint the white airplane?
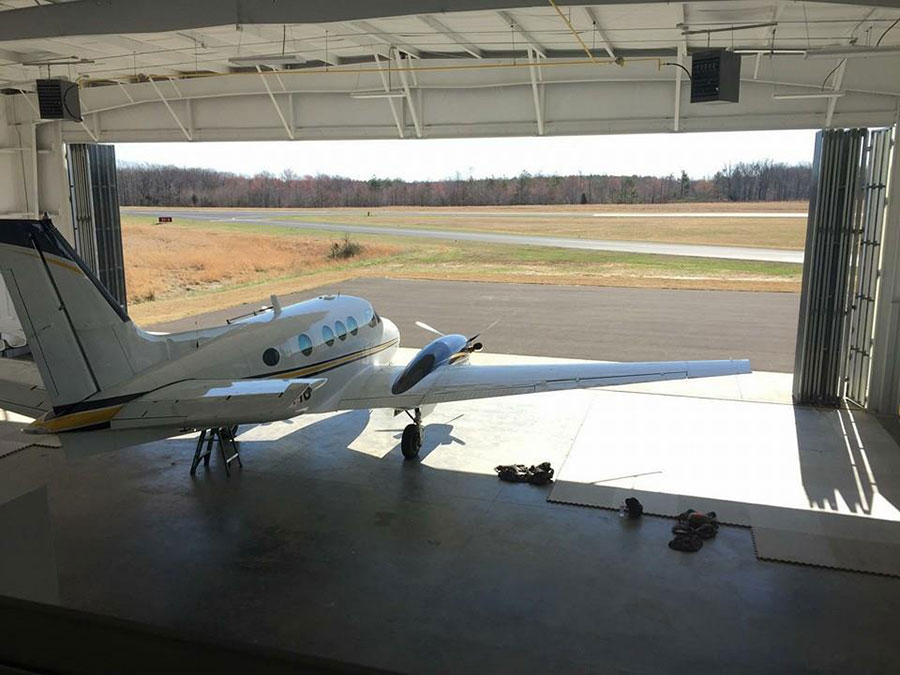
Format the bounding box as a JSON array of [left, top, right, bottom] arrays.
[[0, 218, 750, 465]]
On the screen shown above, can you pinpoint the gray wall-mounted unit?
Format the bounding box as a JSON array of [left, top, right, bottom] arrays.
[[690, 50, 741, 103]]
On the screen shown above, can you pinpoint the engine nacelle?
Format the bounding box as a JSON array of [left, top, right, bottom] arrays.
[[391, 334, 469, 395]]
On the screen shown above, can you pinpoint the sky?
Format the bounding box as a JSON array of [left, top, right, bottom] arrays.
[[115, 129, 818, 181]]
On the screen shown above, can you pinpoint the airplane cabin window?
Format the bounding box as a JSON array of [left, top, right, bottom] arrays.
[[348, 316, 358, 336], [322, 325, 335, 346], [335, 321, 347, 341], [298, 333, 313, 356], [262, 347, 280, 366]]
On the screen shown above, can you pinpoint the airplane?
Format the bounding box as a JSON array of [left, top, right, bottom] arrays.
[[0, 217, 751, 467]]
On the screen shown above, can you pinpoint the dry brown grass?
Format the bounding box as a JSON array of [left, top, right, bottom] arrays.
[[122, 220, 397, 304]]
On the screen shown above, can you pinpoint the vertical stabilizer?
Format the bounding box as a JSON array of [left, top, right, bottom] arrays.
[[0, 218, 136, 407]]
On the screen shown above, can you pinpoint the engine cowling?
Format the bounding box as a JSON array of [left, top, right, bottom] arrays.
[[391, 334, 469, 395]]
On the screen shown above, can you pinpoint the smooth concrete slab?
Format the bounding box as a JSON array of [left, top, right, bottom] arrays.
[[548, 378, 900, 576], [0, 487, 59, 604]]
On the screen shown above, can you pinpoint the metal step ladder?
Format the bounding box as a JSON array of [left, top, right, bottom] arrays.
[[190, 425, 242, 476]]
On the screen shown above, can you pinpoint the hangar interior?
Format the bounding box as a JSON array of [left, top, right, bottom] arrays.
[[2, 1, 900, 672]]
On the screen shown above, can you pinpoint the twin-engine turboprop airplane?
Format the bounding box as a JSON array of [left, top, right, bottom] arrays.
[[0, 218, 751, 462]]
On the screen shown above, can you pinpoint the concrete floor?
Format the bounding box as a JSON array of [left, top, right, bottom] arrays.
[[153, 279, 800, 372], [2, 367, 899, 672]]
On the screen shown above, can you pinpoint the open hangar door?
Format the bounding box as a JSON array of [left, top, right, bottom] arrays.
[[67, 143, 128, 312], [794, 127, 895, 409]]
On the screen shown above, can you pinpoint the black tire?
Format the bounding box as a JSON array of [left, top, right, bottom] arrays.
[[401, 424, 421, 460]]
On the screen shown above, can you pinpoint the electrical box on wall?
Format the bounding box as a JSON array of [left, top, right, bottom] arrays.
[[690, 50, 741, 103], [36, 78, 82, 122]]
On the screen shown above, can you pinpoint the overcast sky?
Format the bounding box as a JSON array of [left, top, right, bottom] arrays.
[[115, 129, 818, 181]]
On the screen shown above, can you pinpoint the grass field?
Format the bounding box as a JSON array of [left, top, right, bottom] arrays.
[[122, 207, 803, 325], [275, 201, 808, 250]]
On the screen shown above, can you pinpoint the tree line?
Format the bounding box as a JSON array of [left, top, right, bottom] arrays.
[[117, 160, 811, 207]]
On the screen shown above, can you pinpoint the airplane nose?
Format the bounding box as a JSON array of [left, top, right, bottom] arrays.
[[382, 317, 400, 344]]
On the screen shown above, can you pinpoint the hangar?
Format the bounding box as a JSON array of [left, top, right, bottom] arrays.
[[1, 0, 900, 672]]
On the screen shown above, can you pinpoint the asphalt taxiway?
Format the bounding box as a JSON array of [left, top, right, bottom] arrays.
[[152, 278, 800, 373]]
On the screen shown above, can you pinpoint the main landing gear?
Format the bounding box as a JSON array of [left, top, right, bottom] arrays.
[[401, 408, 424, 460]]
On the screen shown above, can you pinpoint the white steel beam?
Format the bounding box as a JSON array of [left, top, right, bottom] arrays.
[[582, 6, 616, 60], [373, 52, 405, 139], [673, 4, 687, 132], [256, 65, 294, 140], [496, 11, 547, 59], [147, 76, 193, 141], [825, 59, 847, 127], [418, 15, 483, 58], [79, 117, 99, 142], [527, 47, 544, 135], [348, 20, 420, 58], [395, 50, 422, 138]]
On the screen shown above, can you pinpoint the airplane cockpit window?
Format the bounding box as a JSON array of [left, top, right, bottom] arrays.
[[335, 321, 347, 341], [348, 316, 359, 336], [363, 307, 374, 327], [322, 325, 335, 346], [262, 347, 280, 366], [298, 333, 313, 356], [368, 310, 378, 328]]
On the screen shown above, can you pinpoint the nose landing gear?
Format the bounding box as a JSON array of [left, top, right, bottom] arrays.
[[401, 408, 424, 460]]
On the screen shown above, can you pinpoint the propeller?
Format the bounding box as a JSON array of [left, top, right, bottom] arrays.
[[414, 317, 506, 354], [414, 320, 445, 337]]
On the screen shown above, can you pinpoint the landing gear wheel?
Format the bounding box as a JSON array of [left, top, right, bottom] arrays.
[[401, 424, 422, 460]]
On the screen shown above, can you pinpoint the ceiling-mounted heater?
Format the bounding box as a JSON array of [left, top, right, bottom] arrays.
[[690, 50, 741, 103], [36, 78, 82, 122]]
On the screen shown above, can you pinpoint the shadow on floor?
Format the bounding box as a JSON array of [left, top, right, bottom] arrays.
[[796, 405, 900, 517]]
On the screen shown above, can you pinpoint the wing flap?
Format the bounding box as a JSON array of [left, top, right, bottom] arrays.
[[338, 359, 751, 410], [112, 377, 327, 429]]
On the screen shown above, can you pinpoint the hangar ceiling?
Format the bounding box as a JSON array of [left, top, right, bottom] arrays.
[[1, 0, 899, 141]]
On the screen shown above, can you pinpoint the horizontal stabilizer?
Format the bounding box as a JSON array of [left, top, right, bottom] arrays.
[[110, 377, 327, 430]]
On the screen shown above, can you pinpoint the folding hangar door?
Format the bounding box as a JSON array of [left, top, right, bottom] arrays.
[[794, 127, 894, 409]]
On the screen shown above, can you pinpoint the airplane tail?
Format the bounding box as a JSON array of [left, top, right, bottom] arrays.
[[0, 218, 153, 409]]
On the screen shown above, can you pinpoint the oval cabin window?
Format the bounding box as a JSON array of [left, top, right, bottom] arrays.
[[322, 325, 335, 347], [298, 334, 313, 356]]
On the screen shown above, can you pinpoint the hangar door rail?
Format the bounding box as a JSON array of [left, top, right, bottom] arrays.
[[793, 128, 893, 407]]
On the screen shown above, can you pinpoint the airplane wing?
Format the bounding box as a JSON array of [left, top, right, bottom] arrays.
[[0, 358, 49, 417], [337, 359, 751, 411], [108, 377, 328, 430]]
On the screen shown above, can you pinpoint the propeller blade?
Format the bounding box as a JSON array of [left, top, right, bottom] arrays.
[[415, 321, 445, 337]]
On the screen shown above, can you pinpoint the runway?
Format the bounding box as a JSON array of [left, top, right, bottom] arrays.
[[152, 278, 800, 373], [122, 207, 805, 264]]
